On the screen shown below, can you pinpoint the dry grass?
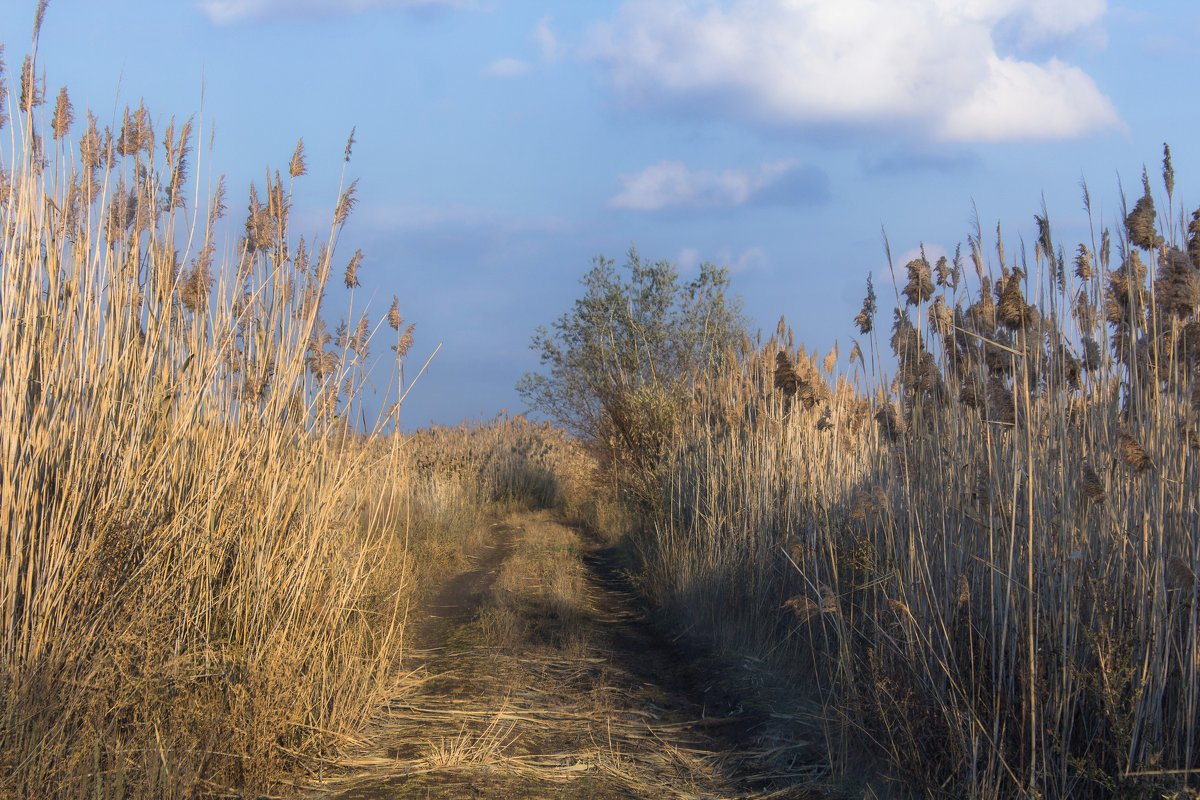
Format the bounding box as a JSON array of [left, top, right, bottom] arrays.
[[0, 36, 593, 793], [406, 416, 596, 517], [320, 513, 753, 800], [633, 152, 1200, 797], [479, 513, 591, 654], [0, 29, 440, 796]]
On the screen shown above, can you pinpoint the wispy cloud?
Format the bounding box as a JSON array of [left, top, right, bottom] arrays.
[[677, 246, 767, 275], [722, 246, 767, 274], [534, 15, 563, 61], [482, 58, 531, 78], [610, 160, 829, 212], [481, 16, 563, 81], [585, 0, 1119, 142], [198, 0, 470, 24]]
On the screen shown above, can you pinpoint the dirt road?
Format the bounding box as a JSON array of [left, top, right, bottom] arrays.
[[315, 512, 820, 799]]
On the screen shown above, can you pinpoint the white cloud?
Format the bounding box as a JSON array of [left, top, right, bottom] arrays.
[[586, 0, 1119, 142], [483, 58, 532, 78], [199, 0, 468, 24], [534, 15, 564, 61], [941, 55, 1114, 140], [677, 247, 702, 272], [610, 159, 827, 211], [723, 246, 767, 273], [676, 246, 767, 275]]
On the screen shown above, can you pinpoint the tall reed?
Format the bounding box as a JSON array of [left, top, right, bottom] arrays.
[[0, 28, 415, 796], [643, 151, 1200, 797]]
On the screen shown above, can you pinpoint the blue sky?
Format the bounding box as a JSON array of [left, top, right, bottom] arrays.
[[3, 0, 1197, 427]]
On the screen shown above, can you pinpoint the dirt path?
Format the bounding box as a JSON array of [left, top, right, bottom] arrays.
[[315, 512, 821, 799]]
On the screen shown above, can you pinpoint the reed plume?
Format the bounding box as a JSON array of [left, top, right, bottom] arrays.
[[1117, 428, 1154, 472], [1126, 169, 1162, 250], [902, 256, 934, 306]]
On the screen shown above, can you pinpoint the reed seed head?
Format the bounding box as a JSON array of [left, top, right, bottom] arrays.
[[986, 376, 1015, 426], [1154, 247, 1200, 319], [818, 584, 840, 615], [289, 139, 307, 179], [334, 179, 358, 226], [996, 270, 1032, 330], [968, 284, 997, 331], [854, 275, 876, 334], [783, 595, 820, 624], [19, 55, 42, 112], [959, 375, 984, 409], [352, 314, 370, 356], [823, 343, 838, 375], [774, 350, 798, 399], [934, 255, 952, 287], [1163, 142, 1175, 198], [902, 257, 934, 306], [1126, 170, 1163, 250], [929, 296, 954, 338], [875, 402, 902, 442], [1074, 244, 1094, 281], [343, 249, 363, 289], [51, 86, 72, 140], [395, 323, 415, 359], [387, 296, 402, 330], [1082, 462, 1106, 504], [1117, 428, 1154, 473]]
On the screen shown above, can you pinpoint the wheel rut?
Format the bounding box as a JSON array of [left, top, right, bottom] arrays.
[[314, 511, 820, 799]]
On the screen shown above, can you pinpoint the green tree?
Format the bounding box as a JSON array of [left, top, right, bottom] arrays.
[[518, 248, 744, 500]]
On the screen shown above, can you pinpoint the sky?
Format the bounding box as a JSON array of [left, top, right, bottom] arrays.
[[2, 0, 1197, 428]]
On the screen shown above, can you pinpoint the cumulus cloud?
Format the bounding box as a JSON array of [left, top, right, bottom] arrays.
[[483, 58, 531, 78], [586, 0, 1119, 142], [198, 0, 469, 24], [611, 160, 829, 211]]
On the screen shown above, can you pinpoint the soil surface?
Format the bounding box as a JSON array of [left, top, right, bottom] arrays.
[[312, 511, 824, 799]]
